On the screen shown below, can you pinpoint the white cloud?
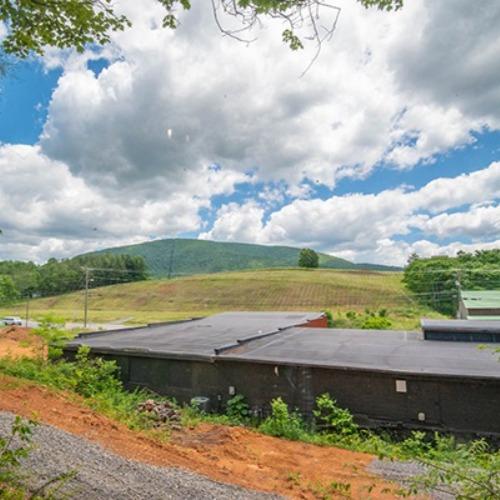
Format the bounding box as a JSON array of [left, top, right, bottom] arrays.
[[199, 202, 265, 243], [2, 0, 500, 264], [346, 238, 500, 267], [417, 204, 500, 240], [37, 0, 500, 195], [0, 144, 252, 261], [203, 162, 500, 265]]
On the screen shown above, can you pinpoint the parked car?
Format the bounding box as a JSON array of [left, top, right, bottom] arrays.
[[2, 316, 23, 326]]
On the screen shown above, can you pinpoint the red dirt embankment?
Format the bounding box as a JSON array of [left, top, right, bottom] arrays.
[[0, 374, 405, 499], [0, 326, 44, 358]]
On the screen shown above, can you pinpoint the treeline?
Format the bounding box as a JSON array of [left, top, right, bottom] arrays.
[[403, 249, 500, 315], [0, 253, 148, 305]]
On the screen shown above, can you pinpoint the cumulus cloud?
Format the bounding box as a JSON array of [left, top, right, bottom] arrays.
[[204, 162, 500, 265], [0, 144, 252, 261], [387, 0, 500, 128], [38, 0, 500, 194], [1, 0, 500, 264], [417, 204, 500, 240], [199, 202, 265, 243]]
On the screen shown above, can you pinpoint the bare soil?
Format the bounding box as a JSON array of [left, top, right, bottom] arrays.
[[0, 374, 405, 499], [0, 326, 44, 358]]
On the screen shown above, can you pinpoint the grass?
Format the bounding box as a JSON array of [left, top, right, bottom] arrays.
[[0, 268, 445, 329]]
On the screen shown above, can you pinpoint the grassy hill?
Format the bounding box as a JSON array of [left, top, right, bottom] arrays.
[[83, 238, 400, 277], [2, 268, 441, 329]]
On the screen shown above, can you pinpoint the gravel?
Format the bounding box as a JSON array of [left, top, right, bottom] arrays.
[[0, 411, 279, 499], [369, 458, 455, 500]]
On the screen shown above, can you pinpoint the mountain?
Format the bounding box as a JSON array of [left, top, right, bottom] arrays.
[[82, 239, 400, 277]]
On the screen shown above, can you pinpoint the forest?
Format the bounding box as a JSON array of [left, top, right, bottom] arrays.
[[0, 254, 148, 305], [403, 249, 500, 315]]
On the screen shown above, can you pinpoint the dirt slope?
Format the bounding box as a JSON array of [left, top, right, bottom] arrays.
[[0, 375, 403, 499], [0, 326, 44, 358]]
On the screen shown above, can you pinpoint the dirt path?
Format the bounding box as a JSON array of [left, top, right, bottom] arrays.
[[0, 374, 404, 499]]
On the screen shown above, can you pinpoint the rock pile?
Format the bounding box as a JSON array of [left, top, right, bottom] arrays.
[[137, 399, 182, 429]]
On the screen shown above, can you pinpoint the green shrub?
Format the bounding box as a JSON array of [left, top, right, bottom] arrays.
[[32, 314, 74, 359], [0, 416, 77, 498], [0, 348, 152, 430], [404, 438, 500, 499], [0, 416, 34, 489], [323, 310, 334, 328], [71, 346, 122, 398], [360, 315, 392, 329], [225, 394, 250, 423], [336, 309, 392, 329], [313, 393, 359, 437], [259, 397, 305, 440]]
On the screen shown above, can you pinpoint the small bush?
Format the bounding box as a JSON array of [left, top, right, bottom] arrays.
[[313, 393, 358, 437], [32, 314, 74, 359], [337, 309, 393, 329], [0, 348, 152, 431], [225, 394, 250, 423], [360, 315, 392, 329], [72, 346, 122, 398], [259, 397, 305, 441], [323, 310, 334, 328], [0, 416, 34, 490]]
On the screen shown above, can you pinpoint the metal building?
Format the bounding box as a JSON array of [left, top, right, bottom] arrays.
[[64, 312, 500, 437], [458, 290, 500, 320]]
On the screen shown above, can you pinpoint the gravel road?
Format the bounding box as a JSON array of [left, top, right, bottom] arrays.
[[369, 458, 455, 499], [0, 411, 279, 499]]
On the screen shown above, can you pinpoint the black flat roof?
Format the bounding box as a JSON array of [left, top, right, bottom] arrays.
[[421, 318, 500, 333], [65, 312, 500, 379], [222, 327, 500, 379], [66, 312, 323, 359]]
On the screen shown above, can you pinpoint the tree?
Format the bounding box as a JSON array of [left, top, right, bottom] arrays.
[[0, 275, 19, 305], [403, 249, 500, 315], [298, 248, 319, 268], [0, 1, 403, 59]]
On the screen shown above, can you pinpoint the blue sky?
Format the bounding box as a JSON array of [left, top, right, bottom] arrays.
[[0, 0, 499, 265]]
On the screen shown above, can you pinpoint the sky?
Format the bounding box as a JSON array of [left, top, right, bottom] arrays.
[[0, 0, 499, 266]]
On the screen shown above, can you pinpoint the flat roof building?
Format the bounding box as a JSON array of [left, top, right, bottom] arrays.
[[64, 312, 500, 437], [458, 290, 500, 320]]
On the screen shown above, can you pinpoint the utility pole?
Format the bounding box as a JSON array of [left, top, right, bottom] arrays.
[[84, 268, 90, 328], [167, 239, 175, 279], [455, 271, 462, 319], [25, 294, 30, 328]]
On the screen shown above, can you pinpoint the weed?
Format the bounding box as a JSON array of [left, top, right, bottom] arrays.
[[32, 314, 74, 359], [259, 397, 306, 441], [0, 416, 77, 498], [307, 479, 351, 499], [0, 349, 156, 431], [225, 394, 250, 423], [323, 310, 334, 327], [329, 480, 351, 497], [285, 471, 302, 487], [313, 393, 359, 437], [0, 416, 34, 489]]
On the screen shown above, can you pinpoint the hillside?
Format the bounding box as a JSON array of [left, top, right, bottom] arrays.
[[3, 268, 440, 329], [83, 238, 399, 277]]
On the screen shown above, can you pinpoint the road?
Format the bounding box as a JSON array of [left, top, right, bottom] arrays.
[[19, 319, 133, 331]]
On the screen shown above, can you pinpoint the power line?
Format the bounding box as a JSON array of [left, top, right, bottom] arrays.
[[402, 268, 500, 274], [80, 266, 147, 274]]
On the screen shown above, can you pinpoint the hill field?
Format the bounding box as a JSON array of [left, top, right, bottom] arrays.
[[2, 268, 442, 329], [83, 238, 400, 277]]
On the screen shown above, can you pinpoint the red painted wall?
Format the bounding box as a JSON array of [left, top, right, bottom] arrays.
[[301, 316, 329, 328]]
